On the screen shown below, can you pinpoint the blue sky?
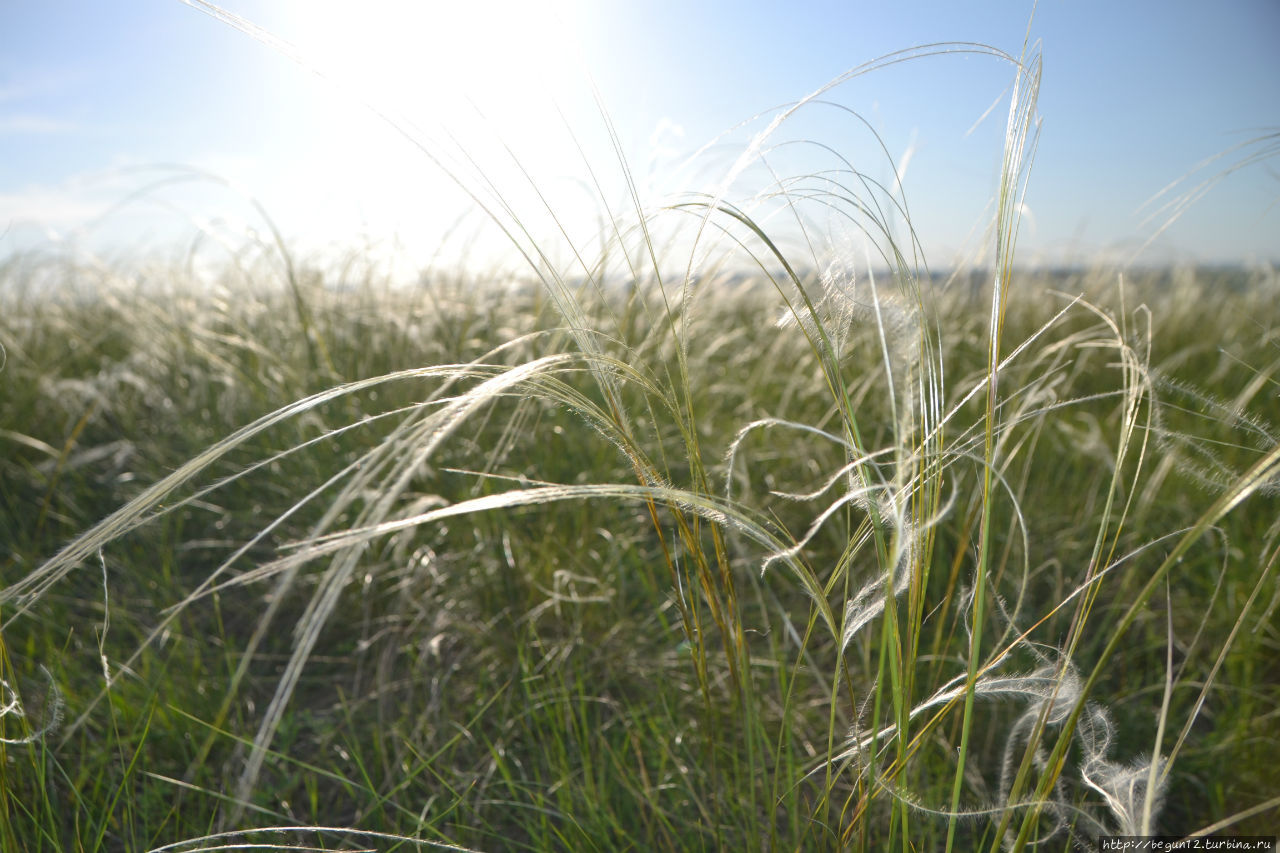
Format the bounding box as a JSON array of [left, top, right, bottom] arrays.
[[1, 0, 1276, 271]]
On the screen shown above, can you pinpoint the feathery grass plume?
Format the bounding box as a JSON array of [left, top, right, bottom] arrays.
[[945, 19, 1042, 852], [1135, 129, 1280, 261], [143, 825, 481, 852], [0, 666, 63, 746], [1150, 373, 1280, 497], [1008, 402, 1280, 842], [823, 542, 1175, 845]]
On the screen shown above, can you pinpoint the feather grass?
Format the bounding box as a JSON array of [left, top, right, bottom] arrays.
[[2, 7, 1278, 850]]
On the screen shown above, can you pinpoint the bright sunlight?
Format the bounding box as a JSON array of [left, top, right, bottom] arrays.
[[267, 0, 601, 267]]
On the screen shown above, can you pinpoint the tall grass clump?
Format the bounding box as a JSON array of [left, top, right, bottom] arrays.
[[2, 12, 1279, 852]]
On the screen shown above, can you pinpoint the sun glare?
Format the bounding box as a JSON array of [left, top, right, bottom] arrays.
[[286, 1, 579, 127], [261, 0, 600, 266]]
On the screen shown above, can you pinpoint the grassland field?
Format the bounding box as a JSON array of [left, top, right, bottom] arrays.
[[0, 247, 1277, 851]]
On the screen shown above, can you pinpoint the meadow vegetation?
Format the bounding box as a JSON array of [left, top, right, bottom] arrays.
[[1, 30, 1279, 853]]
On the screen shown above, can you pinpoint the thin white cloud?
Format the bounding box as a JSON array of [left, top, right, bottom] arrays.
[[0, 184, 107, 231], [0, 69, 80, 103], [0, 114, 78, 134], [0, 163, 303, 252]]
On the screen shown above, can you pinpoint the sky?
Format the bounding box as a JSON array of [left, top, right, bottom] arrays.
[[0, 0, 1277, 276]]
